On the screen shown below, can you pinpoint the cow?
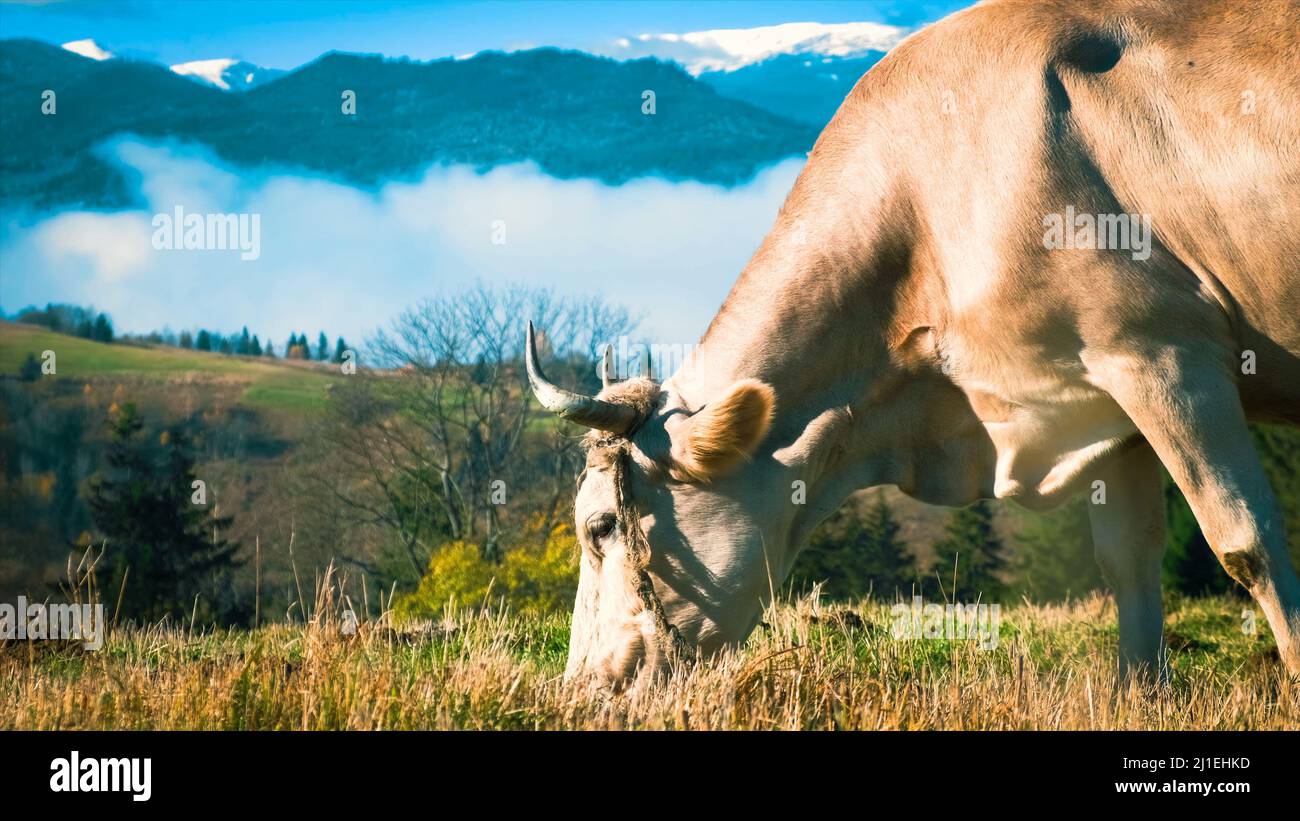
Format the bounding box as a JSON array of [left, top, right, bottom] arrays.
[[526, 0, 1300, 688]]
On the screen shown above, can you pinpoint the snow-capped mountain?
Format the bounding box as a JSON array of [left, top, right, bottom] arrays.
[[59, 40, 282, 93], [169, 58, 285, 91], [61, 39, 113, 61], [594, 21, 906, 125], [1, 39, 818, 210], [698, 51, 887, 126], [600, 21, 907, 75]]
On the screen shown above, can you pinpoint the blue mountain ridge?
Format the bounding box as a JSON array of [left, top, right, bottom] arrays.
[[0, 39, 826, 210]]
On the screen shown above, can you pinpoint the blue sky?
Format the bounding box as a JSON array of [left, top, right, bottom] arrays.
[[0, 0, 970, 67]]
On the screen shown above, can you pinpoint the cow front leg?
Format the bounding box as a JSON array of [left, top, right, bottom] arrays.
[[1088, 443, 1167, 681], [1092, 351, 1300, 675]]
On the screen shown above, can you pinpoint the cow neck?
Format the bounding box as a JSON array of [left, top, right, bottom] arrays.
[[670, 168, 929, 434]]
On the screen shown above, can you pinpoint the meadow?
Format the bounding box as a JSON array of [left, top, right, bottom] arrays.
[[4, 316, 1297, 731], [0, 321, 338, 413], [3, 589, 1295, 730]]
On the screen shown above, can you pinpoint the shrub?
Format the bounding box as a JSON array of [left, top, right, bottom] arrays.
[[394, 523, 579, 621], [18, 352, 41, 381]]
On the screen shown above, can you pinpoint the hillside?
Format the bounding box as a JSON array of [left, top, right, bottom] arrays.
[[0, 39, 820, 209], [0, 320, 345, 605], [0, 321, 338, 412]]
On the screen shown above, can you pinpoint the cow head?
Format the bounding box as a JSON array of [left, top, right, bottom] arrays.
[[526, 323, 788, 689], [527, 315, 1001, 689]]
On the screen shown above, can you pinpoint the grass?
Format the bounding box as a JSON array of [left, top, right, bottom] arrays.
[[0, 321, 338, 412], [2, 590, 1294, 730]]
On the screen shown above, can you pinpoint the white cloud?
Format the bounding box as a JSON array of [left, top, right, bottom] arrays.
[[1, 140, 802, 350], [33, 212, 153, 283], [61, 39, 113, 61], [597, 21, 908, 74]]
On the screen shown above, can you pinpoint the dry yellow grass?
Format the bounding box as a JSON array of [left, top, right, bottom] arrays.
[[3, 582, 1296, 730]]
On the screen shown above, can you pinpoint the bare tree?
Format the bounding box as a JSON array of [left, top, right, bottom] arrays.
[[306, 284, 635, 584]]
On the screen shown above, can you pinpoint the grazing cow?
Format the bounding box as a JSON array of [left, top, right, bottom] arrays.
[[527, 0, 1300, 687]]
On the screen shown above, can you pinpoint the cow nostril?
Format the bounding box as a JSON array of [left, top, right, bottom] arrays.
[[599, 633, 649, 692], [599, 657, 638, 694]]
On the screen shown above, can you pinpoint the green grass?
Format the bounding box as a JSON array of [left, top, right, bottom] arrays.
[[0, 321, 338, 412]]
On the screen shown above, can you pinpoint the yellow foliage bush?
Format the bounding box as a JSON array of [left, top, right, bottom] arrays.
[[394, 522, 579, 621]]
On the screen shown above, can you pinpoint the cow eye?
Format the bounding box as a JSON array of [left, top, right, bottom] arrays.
[[588, 512, 617, 542]]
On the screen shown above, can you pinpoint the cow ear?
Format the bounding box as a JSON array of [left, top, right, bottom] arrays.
[[669, 379, 775, 483]]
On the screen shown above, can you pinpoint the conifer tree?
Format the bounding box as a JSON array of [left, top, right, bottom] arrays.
[[788, 491, 916, 601], [18, 352, 41, 381], [931, 500, 1007, 602], [1011, 498, 1102, 601], [86, 404, 243, 622], [92, 313, 113, 343], [857, 490, 916, 597]]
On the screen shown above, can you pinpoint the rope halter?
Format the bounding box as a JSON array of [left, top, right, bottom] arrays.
[[601, 436, 698, 670]]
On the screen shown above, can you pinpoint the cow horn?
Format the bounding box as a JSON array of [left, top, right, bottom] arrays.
[[526, 321, 638, 433]]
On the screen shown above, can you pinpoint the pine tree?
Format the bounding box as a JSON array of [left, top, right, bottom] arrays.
[[236, 326, 252, 355], [931, 500, 1007, 602], [1011, 497, 1102, 601], [788, 491, 916, 601], [251, 335, 262, 356], [18, 352, 41, 381], [86, 404, 243, 623], [179, 330, 194, 349], [333, 337, 347, 364], [92, 313, 113, 343], [316, 331, 329, 361], [287, 333, 306, 360], [196, 330, 212, 351], [857, 491, 916, 597], [264, 340, 276, 358]]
